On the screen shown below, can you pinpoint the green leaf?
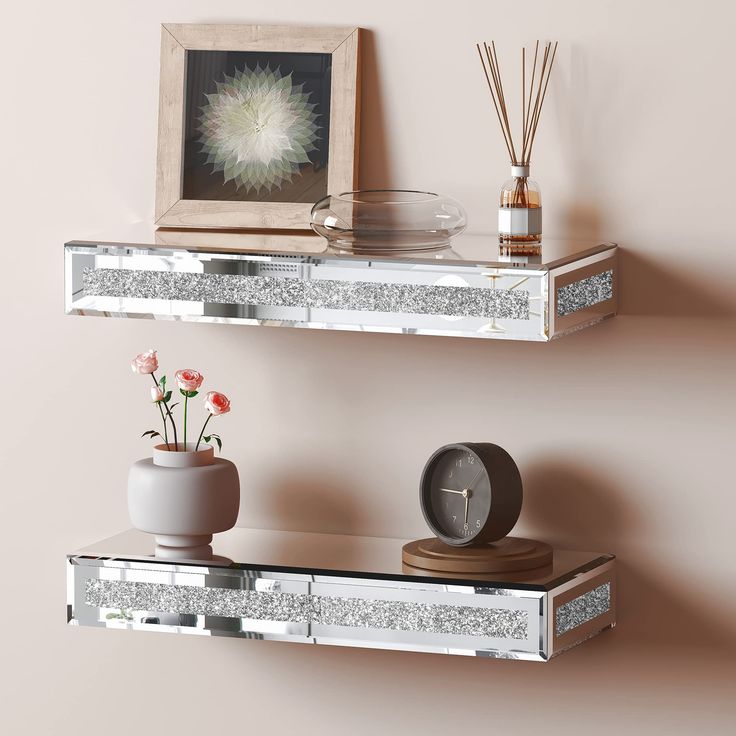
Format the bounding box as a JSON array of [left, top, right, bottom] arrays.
[[203, 434, 222, 451], [163, 391, 172, 403], [168, 402, 179, 411], [160, 375, 167, 388], [179, 389, 199, 399]]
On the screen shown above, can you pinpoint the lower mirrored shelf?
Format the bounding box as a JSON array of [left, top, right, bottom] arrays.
[[68, 528, 616, 660]]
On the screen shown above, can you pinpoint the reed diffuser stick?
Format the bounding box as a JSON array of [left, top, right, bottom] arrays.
[[476, 44, 515, 161], [522, 41, 540, 160], [522, 48, 525, 139], [477, 39, 558, 166], [527, 42, 558, 161]]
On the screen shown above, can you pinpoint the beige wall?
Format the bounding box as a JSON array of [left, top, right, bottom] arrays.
[[1, 0, 735, 733]]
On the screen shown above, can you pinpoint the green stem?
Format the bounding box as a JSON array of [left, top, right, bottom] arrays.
[[196, 414, 212, 451], [184, 395, 188, 450], [156, 402, 170, 450], [152, 374, 179, 450]]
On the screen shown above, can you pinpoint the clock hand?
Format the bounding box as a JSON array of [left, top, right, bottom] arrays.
[[439, 488, 464, 494], [468, 467, 484, 489], [464, 494, 469, 527]]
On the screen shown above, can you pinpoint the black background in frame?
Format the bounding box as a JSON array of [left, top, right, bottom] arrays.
[[183, 50, 332, 203]]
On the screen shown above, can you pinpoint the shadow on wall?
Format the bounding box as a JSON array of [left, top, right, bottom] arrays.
[[521, 459, 636, 552], [553, 47, 736, 321], [253, 470, 380, 571], [357, 29, 394, 189], [257, 470, 368, 537], [559, 202, 735, 319], [618, 249, 736, 318], [521, 459, 736, 653]]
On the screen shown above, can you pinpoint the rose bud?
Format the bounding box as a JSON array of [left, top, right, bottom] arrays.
[[151, 386, 164, 403]]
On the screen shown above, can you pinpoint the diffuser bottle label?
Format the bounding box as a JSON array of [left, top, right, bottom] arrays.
[[498, 207, 542, 235]]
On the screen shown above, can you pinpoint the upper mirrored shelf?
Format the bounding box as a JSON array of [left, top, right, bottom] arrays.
[[69, 223, 611, 270], [73, 527, 613, 592], [65, 225, 618, 341]]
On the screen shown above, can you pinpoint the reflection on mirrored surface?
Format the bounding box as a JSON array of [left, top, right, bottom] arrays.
[[154, 227, 328, 254], [401, 562, 555, 584], [75, 527, 613, 591], [153, 543, 234, 565], [76, 222, 612, 269], [155, 542, 211, 560]]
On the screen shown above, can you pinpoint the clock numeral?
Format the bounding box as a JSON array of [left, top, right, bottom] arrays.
[[463, 523, 469, 531], [452, 515, 457, 522], [476, 519, 481, 528], [467, 454, 475, 464]]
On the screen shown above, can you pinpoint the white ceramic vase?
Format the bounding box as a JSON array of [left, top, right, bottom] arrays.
[[128, 443, 239, 554]]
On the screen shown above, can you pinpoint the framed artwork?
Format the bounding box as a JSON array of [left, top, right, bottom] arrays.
[[155, 24, 361, 229]]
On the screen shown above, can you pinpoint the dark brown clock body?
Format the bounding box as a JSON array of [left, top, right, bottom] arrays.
[[420, 442, 523, 547], [404, 442, 551, 574]]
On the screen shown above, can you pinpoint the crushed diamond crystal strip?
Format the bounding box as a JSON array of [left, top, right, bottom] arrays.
[[557, 270, 613, 316], [82, 268, 530, 320], [555, 582, 611, 636], [85, 579, 529, 639], [316, 595, 527, 638]]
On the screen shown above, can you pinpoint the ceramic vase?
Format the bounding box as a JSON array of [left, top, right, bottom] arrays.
[[128, 443, 239, 554]]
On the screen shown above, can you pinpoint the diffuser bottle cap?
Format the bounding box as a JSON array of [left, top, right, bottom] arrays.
[[511, 164, 530, 178]]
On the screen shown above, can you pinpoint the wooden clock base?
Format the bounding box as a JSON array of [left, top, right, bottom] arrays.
[[401, 536, 553, 574]]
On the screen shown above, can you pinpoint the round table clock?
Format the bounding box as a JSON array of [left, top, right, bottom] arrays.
[[402, 442, 552, 573]]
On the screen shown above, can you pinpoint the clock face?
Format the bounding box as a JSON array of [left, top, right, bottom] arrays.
[[419, 442, 524, 548], [423, 446, 492, 546]]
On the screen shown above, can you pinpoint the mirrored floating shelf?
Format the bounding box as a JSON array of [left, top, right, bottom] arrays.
[[68, 528, 616, 660], [64, 226, 618, 341]]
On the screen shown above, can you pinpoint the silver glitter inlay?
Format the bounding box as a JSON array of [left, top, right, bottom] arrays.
[[555, 582, 611, 637], [83, 268, 530, 320], [557, 270, 613, 316], [86, 579, 528, 640]]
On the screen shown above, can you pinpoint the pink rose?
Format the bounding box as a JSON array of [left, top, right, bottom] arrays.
[[175, 369, 204, 392], [204, 391, 231, 416], [151, 386, 163, 402], [131, 349, 158, 375]]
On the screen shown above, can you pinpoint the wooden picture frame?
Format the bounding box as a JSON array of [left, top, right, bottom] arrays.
[[155, 24, 361, 230]]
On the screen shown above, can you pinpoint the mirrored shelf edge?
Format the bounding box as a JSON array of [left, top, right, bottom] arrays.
[[64, 230, 618, 341], [68, 527, 617, 661]]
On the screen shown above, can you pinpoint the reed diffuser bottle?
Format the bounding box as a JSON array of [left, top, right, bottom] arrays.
[[477, 40, 557, 256], [498, 164, 542, 255]]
